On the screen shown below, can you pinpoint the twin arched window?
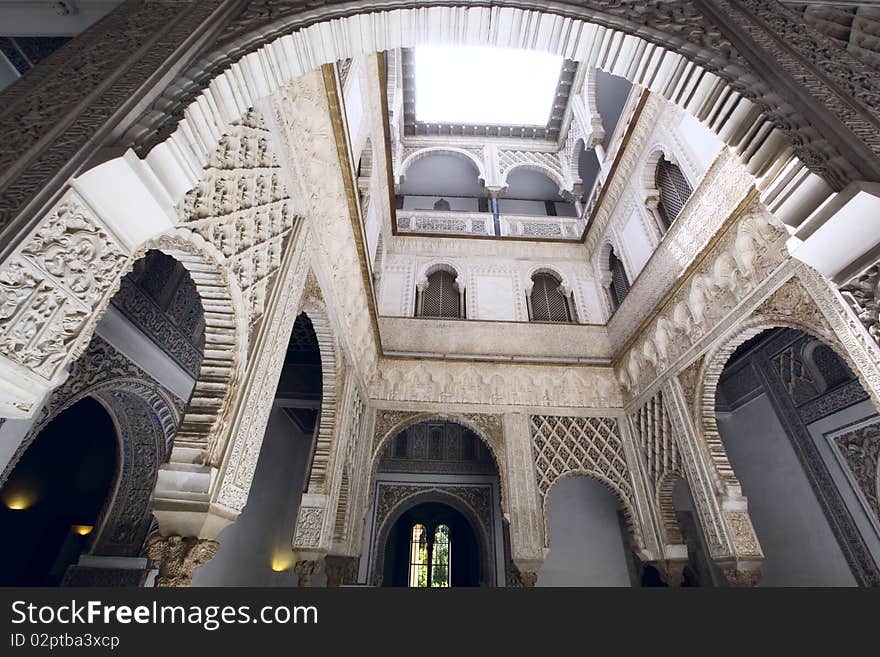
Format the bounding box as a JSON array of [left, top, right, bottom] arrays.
[[528, 272, 573, 323], [409, 523, 451, 587], [654, 156, 693, 230], [608, 247, 630, 311], [416, 269, 464, 319]]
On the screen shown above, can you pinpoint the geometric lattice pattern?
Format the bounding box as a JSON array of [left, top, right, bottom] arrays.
[[529, 415, 633, 511]]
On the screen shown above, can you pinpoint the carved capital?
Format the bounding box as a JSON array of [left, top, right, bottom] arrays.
[[723, 567, 762, 588], [146, 535, 218, 588], [661, 560, 688, 588], [519, 571, 539, 588], [324, 555, 359, 587], [293, 559, 321, 587]]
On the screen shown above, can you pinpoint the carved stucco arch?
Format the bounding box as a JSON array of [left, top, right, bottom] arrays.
[[135, 228, 248, 466], [694, 312, 851, 498], [122, 1, 880, 213], [298, 304, 341, 495], [526, 265, 570, 295], [641, 143, 686, 200], [655, 472, 686, 547], [500, 162, 570, 199], [371, 412, 507, 513], [541, 470, 645, 554], [1, 366, 179, 559], [417, 261, 465, 291], [369, 487, 496, 587], [398, 147, 486, 187]]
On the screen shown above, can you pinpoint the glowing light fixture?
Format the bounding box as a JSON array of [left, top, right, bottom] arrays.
[[3, 490, 37, 510], [71, 525, 94, 536], [271, 553, 293, 573], [415, 45, 563, 126]]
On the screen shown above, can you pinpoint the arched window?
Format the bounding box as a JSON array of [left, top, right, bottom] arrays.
[[408, 523, 452, 588], [608, 248, 630, 310], [655, 157, 693, 229], [416, 269, 464, 319], [433, 198, 451, 211], [528, 273, 572, 323]]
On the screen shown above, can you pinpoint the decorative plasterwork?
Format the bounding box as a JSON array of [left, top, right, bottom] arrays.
[[371, 359, 621, 410], [270, 71, 379, 388], [0, 336, 180, 487], [0, 190, 129, 415], [215, 224, 312, 513], [1, 336, 180, 559], [124, 1, 880, 199], [617, 199, 790, 402], [369, 410, 507, 511], [368, 483, 497, 586], [139, 229, 247, 465], [604, 151, 755, 348], [834, 423, 880, 525], [178, 110, 294, 330], [110, 271, 204, 379], [529, 414, 644, 551], [629, 390, 685, 548]]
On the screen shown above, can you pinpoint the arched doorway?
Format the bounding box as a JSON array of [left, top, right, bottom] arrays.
[[383, 501, 481, 587], [367, 419, 505, 586], [0, 397, 118, 585], [538, 476, 633, 587], [193, 312, 323, 586], [714, 327, 880, 586]]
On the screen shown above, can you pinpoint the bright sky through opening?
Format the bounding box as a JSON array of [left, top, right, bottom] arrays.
[[415, 46, 563, 126]]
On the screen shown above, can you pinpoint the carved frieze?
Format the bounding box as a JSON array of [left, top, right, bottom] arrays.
[[618, 200, 789, 400]]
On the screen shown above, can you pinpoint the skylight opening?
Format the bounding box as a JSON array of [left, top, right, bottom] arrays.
[[415, 46, 563, 126]]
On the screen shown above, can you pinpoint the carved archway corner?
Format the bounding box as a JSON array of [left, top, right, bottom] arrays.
[[676, 355, 704, 417]]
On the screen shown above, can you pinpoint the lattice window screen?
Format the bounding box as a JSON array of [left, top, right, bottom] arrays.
[[529, 274, 571, 322], [419, 270, 462, 318], [609, 249, 630, 310], [655, 157, 693, 229]]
